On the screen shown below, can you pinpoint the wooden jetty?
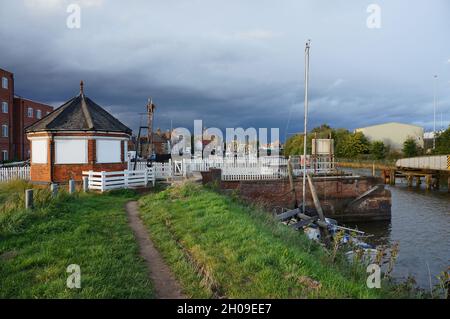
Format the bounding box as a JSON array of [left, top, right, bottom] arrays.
[[383, 155, 450, 191]]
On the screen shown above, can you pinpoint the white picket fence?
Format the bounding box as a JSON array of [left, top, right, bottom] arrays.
[[0, 167, 30, 182], [82, 169, 155, 192], [128, 156, 335, 182], [130, 161, 173, 179]]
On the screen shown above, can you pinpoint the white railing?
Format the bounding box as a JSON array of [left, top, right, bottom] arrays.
[[396, 155, 450, 171], [0, 166, 30, 182], [129, 156, 335, 182], [130, 161, 173, 179], [82, 169, 155, 192]]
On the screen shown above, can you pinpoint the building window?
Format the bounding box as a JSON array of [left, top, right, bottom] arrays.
[[36, 109, 42, 119], [2, 150, 8, 161], [28, 107, 33, 118], [1, 102, 8, 113], [55, 139, 87, 164], [96, 139, 121, 163], [46, 111, 50, 115], [31, 139, 48, 164], [2, 125, 8, 137], [1, 77, 7, 89]]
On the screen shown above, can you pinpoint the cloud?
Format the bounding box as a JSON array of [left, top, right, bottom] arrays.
[[1, 0, 449, 138], [235, 30, 283, 40]]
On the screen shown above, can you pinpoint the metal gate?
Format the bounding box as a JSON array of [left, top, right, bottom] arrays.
[[173, 160, 184, 176]]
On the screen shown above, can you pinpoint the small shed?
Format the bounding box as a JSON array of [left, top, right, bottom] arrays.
[[26, 82, 132, 183]]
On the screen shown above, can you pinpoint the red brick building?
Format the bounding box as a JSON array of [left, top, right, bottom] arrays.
[[13, 96, 53, 160], [26, 82, 132, 183], [0, 67, 53, 161], [0, 68, 14, 161]]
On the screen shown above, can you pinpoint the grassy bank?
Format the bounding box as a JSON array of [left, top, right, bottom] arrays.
[[0, 181, 153, 298], [138, 183, 416, 298]]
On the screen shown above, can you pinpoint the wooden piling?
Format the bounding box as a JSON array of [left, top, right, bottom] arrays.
[[389, 169, 396, 185], [425, 175, 432, 190], [415, 176, 421, 187], [406, 175, 413, 187], [448, 176, 450, 193], [25, 189, 33, 209], [307, 174, 331, 245], [287, 158, 297, 208]]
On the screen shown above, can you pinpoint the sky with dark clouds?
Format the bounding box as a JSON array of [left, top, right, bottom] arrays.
[[1, 0, 449, 140]]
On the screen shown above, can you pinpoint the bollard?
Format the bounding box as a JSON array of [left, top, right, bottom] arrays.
[[82, 176, 89, 192], [69, 179, 76, 194], [50, 183, 58, 197], [25, 189, 33, 209]]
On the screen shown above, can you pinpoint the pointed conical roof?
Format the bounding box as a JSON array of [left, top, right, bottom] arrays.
[[26, 83, 132, 135]]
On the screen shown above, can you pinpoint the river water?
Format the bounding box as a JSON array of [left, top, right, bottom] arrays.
[[341, 168, 449, 290]]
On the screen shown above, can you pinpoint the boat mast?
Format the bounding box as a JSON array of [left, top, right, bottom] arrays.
[[302, 40, 311, 213]]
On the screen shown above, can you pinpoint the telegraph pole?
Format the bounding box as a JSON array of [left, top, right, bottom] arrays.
[[302, 40, 311, 214], [147, 98, 155, 158], [433, 75, 437, 149]]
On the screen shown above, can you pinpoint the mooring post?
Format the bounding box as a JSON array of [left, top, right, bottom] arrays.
[[69, 179, 76, 194], [50, 183, 58, 197], [82, 176, 89, 192], [25, 189, 33, 209], [372, 163, 375, 177]]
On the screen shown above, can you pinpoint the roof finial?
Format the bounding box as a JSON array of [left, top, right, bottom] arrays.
[[80, 80, 84, 95]]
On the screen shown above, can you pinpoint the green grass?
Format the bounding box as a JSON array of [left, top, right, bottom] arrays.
[[0, 183, 153, 298], [138, 183, 418, 299]]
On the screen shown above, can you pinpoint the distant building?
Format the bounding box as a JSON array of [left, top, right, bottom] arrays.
[[130, 129, 171, 158], [0, 67, 53, 161], [355, 122, 424, 151], [14, 96, 53, 160]]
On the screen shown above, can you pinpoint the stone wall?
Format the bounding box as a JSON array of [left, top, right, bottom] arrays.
[[203, 171, 391, 222]]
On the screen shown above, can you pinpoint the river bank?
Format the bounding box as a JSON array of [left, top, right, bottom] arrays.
[[340, 167, 450, 290]]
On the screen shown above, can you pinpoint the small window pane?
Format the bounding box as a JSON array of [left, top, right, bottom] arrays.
[[2, 102, 7, 113], [36, 109, 42, 119], [2, 125, 8, 137], [1, 77, 7, 89], [28, 107, 33, 118]]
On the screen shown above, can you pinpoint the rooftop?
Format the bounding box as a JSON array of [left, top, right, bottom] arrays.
[[26, 81, 132, 135]]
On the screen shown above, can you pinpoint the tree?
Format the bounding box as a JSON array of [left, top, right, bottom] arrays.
[[284, 134, 312, 156], [335, 131, 370, 158], [434, 125, 450, 155], [402, 137, 419, 157], [370, 141, 387, 160]]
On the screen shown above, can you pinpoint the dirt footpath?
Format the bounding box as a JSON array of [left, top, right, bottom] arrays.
[[125, 201, 185, 299]]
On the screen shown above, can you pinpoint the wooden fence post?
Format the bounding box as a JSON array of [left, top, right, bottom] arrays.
[[101, 171, 106, 192], [25, 189, 33, 209], [144, 169, 148, 186], [124, 170, 129, 188]]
